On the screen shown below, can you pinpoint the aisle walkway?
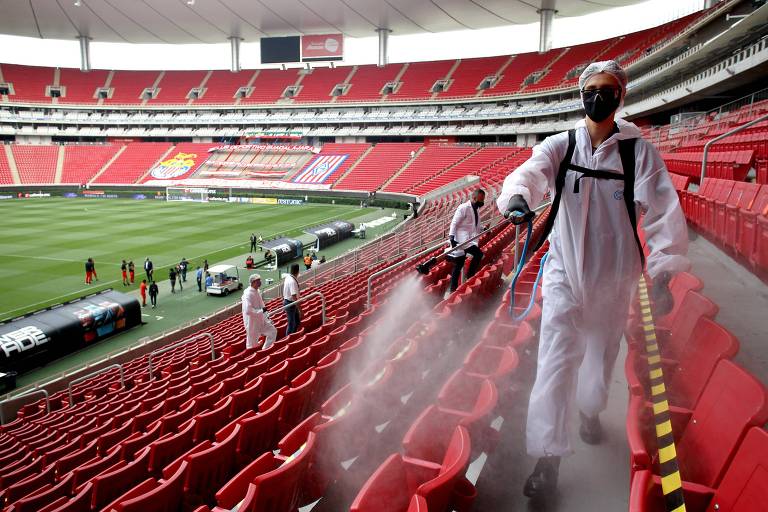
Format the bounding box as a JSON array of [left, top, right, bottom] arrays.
[[686, 229, 768, 383]]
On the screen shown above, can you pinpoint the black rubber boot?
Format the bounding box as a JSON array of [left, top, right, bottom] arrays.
[[523, 456, 560, 499], [579, 411, 603, 445]]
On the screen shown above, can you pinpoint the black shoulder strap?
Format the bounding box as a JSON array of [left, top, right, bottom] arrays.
[[619, 137, 645, 269], [535, 129, 575, 252]]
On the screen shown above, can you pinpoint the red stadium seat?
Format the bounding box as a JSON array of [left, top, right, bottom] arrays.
[[629, 427, 768, 512], [627, 360, 768, 487], [350, 426, 474, 512]]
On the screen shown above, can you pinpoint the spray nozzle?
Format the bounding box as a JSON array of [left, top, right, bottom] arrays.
[[415, 257, 438, 275]]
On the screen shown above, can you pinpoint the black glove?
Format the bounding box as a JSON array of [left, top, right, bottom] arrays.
[[449, 235, 458, 248], [504, 194, 535, 225], [650, 271, 673, 317]]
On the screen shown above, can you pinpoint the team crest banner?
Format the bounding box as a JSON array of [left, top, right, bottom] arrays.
[[293, 155, 348, 184], [145, 152, 201, 181]]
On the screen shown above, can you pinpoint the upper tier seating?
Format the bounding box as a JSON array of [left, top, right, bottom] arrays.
[[240, 69, 300, 105], [152, 71, 208, 105], [93, 142, 171, 184], [294, 67, 352, 103], [12, 145, 57, 184], [0, 9, 715, 107], [103, 71, 163, 105], [335, 143, 422, 192], [196, 70, 256, 105], [60, 145, 120, 185], [339, 64, 405, 102], [58, 68, 110, 104]]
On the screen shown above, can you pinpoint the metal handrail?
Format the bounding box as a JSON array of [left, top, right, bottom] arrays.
[[68, 364, 124, 406], [271, 291, 326, 326], [0, 389, 49, 425], [700, 113, 768, 183], [149, 332, 215, 380]]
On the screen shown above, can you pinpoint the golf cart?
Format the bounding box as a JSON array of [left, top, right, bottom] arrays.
[[205, 264, 243, 296]]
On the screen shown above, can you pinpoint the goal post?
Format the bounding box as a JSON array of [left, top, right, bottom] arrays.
[[166, 187, 209, 203]]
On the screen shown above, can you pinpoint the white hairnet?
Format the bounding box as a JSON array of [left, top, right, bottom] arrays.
[[249, 274, 261, 283], [578, 60, 628, 91]]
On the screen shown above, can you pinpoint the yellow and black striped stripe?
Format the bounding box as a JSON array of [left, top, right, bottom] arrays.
[[637, 277, 687, 512]]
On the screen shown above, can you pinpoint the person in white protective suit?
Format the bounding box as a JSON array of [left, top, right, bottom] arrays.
[[448, 188, 486, 293], [242, 274, 277, 350], [496, 60, 690, 500]]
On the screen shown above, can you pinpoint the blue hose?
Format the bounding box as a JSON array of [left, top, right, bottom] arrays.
[[508, 218, 548, 322]]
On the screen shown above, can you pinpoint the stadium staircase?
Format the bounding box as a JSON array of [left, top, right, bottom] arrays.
[[379, 146, 428, 192], [1, 145, 20, 185]]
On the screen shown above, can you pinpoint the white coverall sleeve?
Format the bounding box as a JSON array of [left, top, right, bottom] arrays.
[[634, 140, 691, 280], [448, 205, 462, 239], [495, 135, 563, 215]]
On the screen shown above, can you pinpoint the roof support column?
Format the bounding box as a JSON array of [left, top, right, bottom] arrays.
[[229, 37, 242, 73], [538, 0, 557, 54], [78, 35, 91, 72], [376, 28, 392, 67]]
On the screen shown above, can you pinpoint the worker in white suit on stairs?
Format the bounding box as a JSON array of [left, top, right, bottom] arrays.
[[497, 60, 690, 500]]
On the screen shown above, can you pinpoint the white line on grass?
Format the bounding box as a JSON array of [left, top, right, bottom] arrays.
[[0, 207, 363, 319]]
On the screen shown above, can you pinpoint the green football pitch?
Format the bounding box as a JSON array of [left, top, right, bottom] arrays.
[[0, 198, 380, 321]]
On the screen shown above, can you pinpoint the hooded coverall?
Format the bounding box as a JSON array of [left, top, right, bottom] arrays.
[[496, 118, 689, 457], [242, 286, 277, 350]]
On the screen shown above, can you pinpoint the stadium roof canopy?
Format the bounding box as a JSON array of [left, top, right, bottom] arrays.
[[0, 0, 645, 44]]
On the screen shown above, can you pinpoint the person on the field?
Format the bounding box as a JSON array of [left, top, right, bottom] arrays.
[[205, 272, 213, 288], [144, 257, 153, 281], [175, 264, 183, 291], [140, 279, 148, 307], [179, 258, 188, 282], [245, 255, 255, 269], [85, 258, 94, 284], [196, 266, 203, 292], [128, 260, 135, 284], [148, 280, 159, 308], [242, 274, 277, 350], [90, 258, 98, 281], [121, 260, 129, 286], [169, 267, 177, 293], [250, 233, 258, 253], [203, 259, 209, 273], [447, 189, 485, 292], [497, 60, 688, 500], [283, 264, 301, 335], [304, 253, 312, 270]]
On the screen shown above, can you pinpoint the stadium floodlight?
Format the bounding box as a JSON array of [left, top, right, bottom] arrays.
[[186, 0, 195, 5], [74, 0, 82, 6]]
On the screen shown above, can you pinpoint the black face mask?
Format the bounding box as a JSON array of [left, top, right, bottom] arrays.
[[473, 201, 484, 209], [582, 89, 621, 123]]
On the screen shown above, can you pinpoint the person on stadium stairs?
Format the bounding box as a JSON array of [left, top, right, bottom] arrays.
[[283, 264, 301, 335], [448, 188, 486, 293], [496, 60, 689, 501], [121, 260, 128, 286], [242, 274, 277, 350]]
